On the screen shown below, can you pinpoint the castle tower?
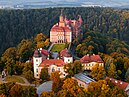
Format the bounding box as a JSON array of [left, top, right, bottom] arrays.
[[59, 10, 65, 27], [33, 50, 42, 78], [64, 52, 73, 63]]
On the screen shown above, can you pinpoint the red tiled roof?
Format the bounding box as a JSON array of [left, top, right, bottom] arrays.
[[105, 77, 129, 91], [50, 25, 71, 32], [41, 49, 49, 56], [60, 48, 68, 57], [80, 55, 103, 63], [39, 59, 65, 67]]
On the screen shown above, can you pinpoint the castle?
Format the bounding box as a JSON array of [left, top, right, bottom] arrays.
[[50, 12, 82, 43], [33, 12, 104, 79]]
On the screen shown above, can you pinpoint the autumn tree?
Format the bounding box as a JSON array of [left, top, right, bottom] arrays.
[[61, 78, 86, 97], [86, 80, 127, 97], [23, 70, 34, 83], [90, 64, 106, 80], [107, 63, 117, 78], [40, 66, 49, 81], [22, 86, 38, 97], [1, 47, 16, 75], [64, 63, 74, 78], [40, 92, 54, 97], [16, 39, 35, 63], [50, 71, 62, 92], [124, 59, 129, 70], [9, 84, 23, 97], [34, 33, 46, 42]]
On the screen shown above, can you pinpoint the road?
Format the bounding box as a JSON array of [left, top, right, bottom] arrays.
[[37, 81, 52, 97]]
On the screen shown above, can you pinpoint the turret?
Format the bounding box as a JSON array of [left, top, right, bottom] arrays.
[[33, 50, 42, 78], [59, 10, 65, 27]]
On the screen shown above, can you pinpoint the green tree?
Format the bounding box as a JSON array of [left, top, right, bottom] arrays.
[[73, 60, 83, 74], [90, 64, 106, 81], [40, 66, 49, 81]]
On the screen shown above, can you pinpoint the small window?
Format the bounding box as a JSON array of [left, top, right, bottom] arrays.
[[68, 59, 70, 61], [37, 74, 38, 76], [36, 69, 38, 73], [58, 68, 60, 71], [36, 59, 38, 62], [52, 68, 55, 72], [36, 64, 38, 66]]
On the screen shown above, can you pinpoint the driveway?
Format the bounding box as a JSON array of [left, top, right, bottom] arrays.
[[37, 81, 52, 97]]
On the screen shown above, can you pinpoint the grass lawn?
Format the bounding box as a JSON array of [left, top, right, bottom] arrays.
[[51, 44, 68, 52], [5, 75, 25, 84]]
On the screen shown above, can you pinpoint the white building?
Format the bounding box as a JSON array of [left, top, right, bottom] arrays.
[[33, 48, 73, 79]]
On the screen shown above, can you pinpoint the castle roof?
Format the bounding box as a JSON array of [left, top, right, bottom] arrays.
[[39, 59, 65, 67], [41, 49, 49, 56], [80, 54, 103, 63], [50, 25, 71, 32], [33, 50, 41, 58], [60, 48, 68, 57]]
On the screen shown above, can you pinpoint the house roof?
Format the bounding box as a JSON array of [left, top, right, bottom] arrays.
[[80, 54, 103, 63], [41, 49, 49, 56], [60, 48, 68, 57], [106, 77, 129, 91], [50, 25, 71, 32], [39, 59, 65, 67]]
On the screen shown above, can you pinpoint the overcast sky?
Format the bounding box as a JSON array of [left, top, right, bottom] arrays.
[[0, 0, 129, 5]]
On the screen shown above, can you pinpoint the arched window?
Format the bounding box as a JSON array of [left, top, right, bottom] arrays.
[[52, 68, 55, 72]]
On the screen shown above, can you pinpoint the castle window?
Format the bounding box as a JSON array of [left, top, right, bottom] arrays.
[[52, 68, 55, 72], [36, 69, 38, 73]]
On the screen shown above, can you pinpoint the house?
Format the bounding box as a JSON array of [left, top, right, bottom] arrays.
[[39, 59, 66, 78], [50, 12, 82, 43], [72, 73, 95, 88], [80, 54, 104, 70], [106, 77, 129, 96], [33, 48, 73, 78]]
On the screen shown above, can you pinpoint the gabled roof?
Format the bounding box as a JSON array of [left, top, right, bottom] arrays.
[[80, 54, 103, 63], [106, 77, 129, 91], [39, 59, 65, 67], [50, 25, 71, 32]]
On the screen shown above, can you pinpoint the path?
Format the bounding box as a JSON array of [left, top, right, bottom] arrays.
[[37, 81, 52, 97], [20, 76, 30, 84], [48, 43, 54, 52]]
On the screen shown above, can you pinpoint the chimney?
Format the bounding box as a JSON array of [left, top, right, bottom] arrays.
[[87, 54, 89, 56]]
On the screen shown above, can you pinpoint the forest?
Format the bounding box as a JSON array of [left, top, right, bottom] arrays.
[[1, 7, 129, 96], [0, 7, 129, 56]]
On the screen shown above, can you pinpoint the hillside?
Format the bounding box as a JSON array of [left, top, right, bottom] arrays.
[[0, 7, 129, 55]]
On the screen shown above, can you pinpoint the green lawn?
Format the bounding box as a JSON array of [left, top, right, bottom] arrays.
[[51, 44, 68, 52], [5, 75, 25, 84]]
